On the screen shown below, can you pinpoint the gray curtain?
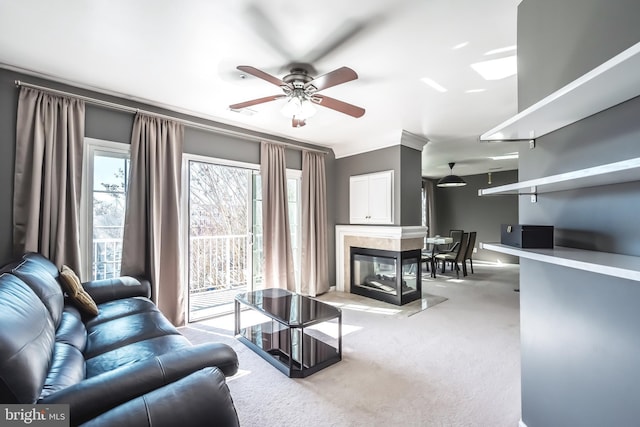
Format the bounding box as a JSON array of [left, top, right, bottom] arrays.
[[300, 151, 329, 296], [13, 87, 85, 273], [424, 179, 436, 237], [260, 142, 295, 291], [121, 113, 185, 326]]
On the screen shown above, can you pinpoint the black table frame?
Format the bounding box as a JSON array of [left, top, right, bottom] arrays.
[[234, 290, 342, 378]]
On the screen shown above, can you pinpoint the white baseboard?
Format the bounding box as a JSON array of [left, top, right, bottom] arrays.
[[519, 419, 527, 427]]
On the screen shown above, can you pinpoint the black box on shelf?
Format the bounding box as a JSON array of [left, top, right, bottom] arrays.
[[501, 224, 554, 249]]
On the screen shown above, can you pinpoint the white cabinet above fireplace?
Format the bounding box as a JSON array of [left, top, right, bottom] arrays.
[[349, 170, 393, 224]]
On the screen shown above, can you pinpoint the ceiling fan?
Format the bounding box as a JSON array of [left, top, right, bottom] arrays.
[[229, 64, 365, 127]]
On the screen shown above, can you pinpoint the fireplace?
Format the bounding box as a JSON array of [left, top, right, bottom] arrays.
[[350, 247, 421, 305]]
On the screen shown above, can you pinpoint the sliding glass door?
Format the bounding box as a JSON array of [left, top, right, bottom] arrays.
[[187, 160, 257, 321], [185, 158, 300, 321]]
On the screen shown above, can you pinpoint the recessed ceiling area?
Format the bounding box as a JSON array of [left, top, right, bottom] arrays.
[[0, 0, 521, 177]]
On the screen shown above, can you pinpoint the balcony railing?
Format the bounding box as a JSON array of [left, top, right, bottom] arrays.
[[92, 234, 262, 317], [92, 238, 122, 280], [189, 234, 250, 293]]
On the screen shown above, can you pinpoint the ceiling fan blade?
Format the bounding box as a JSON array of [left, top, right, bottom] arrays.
[[292, 117, 306, 128], [229, 94, 285, 110], [312, 95, 365, 118], [237, 65, 288, 88], [303, 16, 384, 64], [245, 3, 293, 61], [306, 67, 358, 92]]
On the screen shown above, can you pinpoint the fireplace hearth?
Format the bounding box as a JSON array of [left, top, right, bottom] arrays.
[[350, 247, 421, 305]]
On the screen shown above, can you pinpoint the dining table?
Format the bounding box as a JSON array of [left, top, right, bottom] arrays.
[[424, 236, 454, 278], [426, 237, 454, 245]]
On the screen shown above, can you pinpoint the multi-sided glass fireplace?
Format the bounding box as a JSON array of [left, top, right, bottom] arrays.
[[350, 247, 421, 305]]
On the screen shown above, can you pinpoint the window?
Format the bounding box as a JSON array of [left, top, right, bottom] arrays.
[[81, 138, 130, 280], [287, 176, 301, 287]]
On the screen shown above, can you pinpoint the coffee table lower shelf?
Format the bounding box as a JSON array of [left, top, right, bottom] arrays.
[[238, 322, 341, 378]]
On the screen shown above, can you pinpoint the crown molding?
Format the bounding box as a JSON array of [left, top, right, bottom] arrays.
[[401, 130, 429, 151], [333, 130, 429, 159]]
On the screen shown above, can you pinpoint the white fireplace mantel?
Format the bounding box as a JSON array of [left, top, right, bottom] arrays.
[[335, 225, 427, 292]]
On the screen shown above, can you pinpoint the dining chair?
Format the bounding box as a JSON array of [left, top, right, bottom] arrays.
[[462, 231, 477, 276], [441, 229, 463, 254], [435, 232, 469, 279]]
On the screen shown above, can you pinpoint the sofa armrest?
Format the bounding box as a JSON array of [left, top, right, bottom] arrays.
[[40, 343, 238, 425], [157, 341, 239, 377], [82, 276, 151, 304], [81, 367, 239, 427]]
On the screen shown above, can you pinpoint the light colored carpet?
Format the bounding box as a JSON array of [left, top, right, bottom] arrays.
[[315, 289, 447, 318], [179, 262, 521, 427]]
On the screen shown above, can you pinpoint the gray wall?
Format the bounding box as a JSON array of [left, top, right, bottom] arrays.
[[335, 145, 423, 226], [518, 0, 640, 112], [433, 170, 519, 264], [517, 1, 640, 426], [399, 145, 423, 226], [0, 67, 337, 282], [0, 70, 17, 262]]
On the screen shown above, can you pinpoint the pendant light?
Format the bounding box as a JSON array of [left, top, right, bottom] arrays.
[[437, 162, 467, 187]]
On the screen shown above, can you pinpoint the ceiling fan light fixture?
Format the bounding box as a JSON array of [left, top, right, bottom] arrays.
[[230, 65, 364, 127], [299, 98, 317, 119], [281, 96, 316, 120], [437, 162, 467, 187], [281, 96, 301, 117]]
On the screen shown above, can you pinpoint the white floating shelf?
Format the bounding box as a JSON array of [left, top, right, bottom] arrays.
[[481, 41, 640, 141], [481, 243, 640, 282], [478, 157, 640, 196]]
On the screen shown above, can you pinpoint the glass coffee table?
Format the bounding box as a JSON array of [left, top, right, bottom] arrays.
[[234, 288, 342, 378]]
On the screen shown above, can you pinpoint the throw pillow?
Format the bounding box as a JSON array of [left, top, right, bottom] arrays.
[[59, 265, 99, 316]]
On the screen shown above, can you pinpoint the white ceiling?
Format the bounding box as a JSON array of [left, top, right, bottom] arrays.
[[0, 0, 524, 178]]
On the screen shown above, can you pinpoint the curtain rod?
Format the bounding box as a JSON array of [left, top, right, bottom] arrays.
[[14, 80, 329, 154]]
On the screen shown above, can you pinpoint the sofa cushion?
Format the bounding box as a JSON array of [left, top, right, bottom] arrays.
[[85, 311, 181, 359], [39, 342, 85, 400], [86, 297, 159, 328], [3, 256, 65, 327], [85, 335, 191, 378], [56, 305, 88, 352], [22, 252, 62, 277], [59, 265, 99, 316], [0, 273, 56, 403]]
